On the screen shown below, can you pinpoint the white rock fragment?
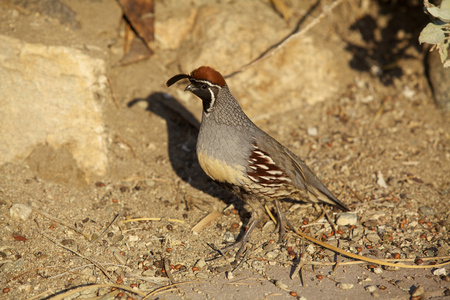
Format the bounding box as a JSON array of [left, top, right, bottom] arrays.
[[412, 286, 424, 297], [365, 285, 377, 293], [337, 283, 354, 290], [128, 235, 140, 242], [373, 267, 383, 274], [336, 212, 358, 226], [306, 244, 316, 254], [10, 204, 33, 221], [307, 127, 318, 137], [226, 271, 234, 280], [376, 171, 388, 189], [433, 267, 447, 276], [275, 280, 290, 292], [195, 258, 206, 268]]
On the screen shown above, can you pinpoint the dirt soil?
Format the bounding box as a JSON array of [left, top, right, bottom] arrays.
[[1, 1, 449, 300]]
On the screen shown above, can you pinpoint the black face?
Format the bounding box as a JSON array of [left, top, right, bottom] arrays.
[[187, 80, 220, 114], [166, 74, 220, 114]]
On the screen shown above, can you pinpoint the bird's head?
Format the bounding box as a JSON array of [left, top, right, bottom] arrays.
[[166, 66, 227, 114]]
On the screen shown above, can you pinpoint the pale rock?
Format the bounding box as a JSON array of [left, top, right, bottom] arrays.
[[433, 267, 447, 276], [412, 286, 424, 297], [9, 203, 33, 221], [366, 233, 381, 243], [160, 1, 353, 115], [336, 212, 358, 226], [365, 285, 377, 293], [275, 280, 290, 291], [0, 35, 108, 183], [307, 127, 318, 137], [337, 283, 354, 290], [195, 258, 206, 268]]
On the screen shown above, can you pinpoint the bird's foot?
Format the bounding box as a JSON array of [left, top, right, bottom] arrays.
[[274, 200, 294, 243]]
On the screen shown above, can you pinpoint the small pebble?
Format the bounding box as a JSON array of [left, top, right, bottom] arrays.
[[224, 231, 235, 243], [411, 286, 424, 297], [433, 268, 447, 276], [128, 235, 139, 242], [419, 206, 435, 216], [337, 283, 354, 290], [306, 244, 315, 254], [366, 233, 381, 243], [251, 260, 265, 272], [9, 204, 33, 221], [195, 272, 209, 279], [226, 271, 234, 280], [262, 220, 276, 232], [371, 292, 380, 298], [307, 127, 318, 137], [266, 251, 278, 259], [365, 285, 377, 293], [275, 280, 290, 292], [336, 213, 358, 226], [113, 251, 127, 265], [373, 267, 383, 274], [195, 258, 206, 268]]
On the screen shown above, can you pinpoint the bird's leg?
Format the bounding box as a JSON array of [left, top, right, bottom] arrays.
[[219, 199, 262, 258], [219, 218, 259, 258], [274, 199, 294, 242]]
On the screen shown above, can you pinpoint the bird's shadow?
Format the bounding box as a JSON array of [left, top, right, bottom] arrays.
[[128, 92, 244, 215]]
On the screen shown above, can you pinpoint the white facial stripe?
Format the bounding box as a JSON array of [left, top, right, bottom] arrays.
[[205, 88, 215, 113], [193, 79, 222, 89]]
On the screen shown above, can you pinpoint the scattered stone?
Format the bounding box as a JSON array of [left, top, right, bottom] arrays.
[[18, 284, 33, 293], [419, 206, 435, 216], [376, 171, 388, 189], [9, 204, 33, 221], [128, 235, 139, 242], [411, 286, 424, 297], [371, 292, 380, 298], [307, 127, 318, 137], [337, 283, 354, 290], [195, 258, 206, 268], [226, 271, 234, 280], [365, 285, 377, 293], [306, 244, 316, 254], [275, 280, 290, 292], [113, 251, 127, 265], [336, 213, 358, 226], [262, 220, 276, 232], [433, 268, 447, 276], [373, 267, 383, 274], [195, 272, 209, 279], [251, 260, 266, 272], [266, 251, 278, 259], [142, 269, 156, 277], [366, 233, 381, 243], [224, 231, 235, 243]]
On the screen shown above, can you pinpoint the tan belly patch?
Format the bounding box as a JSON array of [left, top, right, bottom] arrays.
[[197, 152, 245, 185]]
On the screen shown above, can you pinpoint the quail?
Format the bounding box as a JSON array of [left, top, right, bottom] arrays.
[[167, 66, 349, 256]]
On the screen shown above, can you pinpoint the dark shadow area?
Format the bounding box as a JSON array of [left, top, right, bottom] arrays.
[[345, 0, 429, 85], [128, 93, 244, 215]]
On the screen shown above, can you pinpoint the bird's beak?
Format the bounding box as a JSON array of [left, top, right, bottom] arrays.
[[184, 84, 195, 92]]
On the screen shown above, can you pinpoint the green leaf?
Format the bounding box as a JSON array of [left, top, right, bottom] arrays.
[[419, 23, 446, 44]]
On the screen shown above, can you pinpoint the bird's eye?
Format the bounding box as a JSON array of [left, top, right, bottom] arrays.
[[201, 84, 208, 89]]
